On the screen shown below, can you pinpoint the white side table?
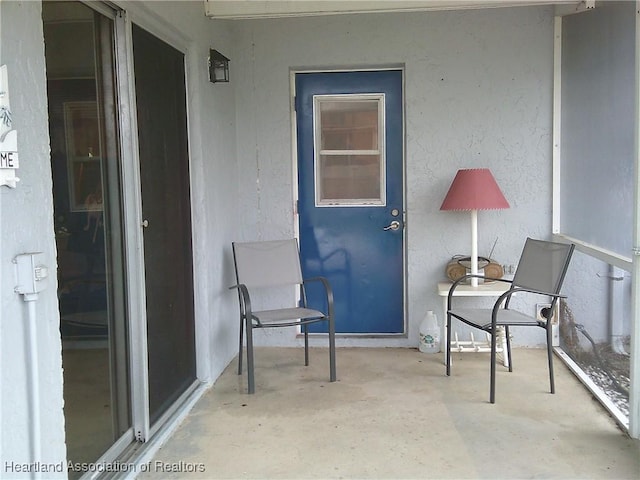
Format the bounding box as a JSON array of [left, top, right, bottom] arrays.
[[437, 281, 511, 367]]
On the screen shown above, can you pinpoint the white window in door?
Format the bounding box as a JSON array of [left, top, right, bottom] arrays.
[[313, 94, 386, 206]]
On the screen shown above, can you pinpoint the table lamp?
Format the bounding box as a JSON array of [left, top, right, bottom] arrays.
[[440, 168, 509, 287]]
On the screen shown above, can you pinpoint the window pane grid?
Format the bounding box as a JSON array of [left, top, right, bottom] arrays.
[[320, 149, 380, 155], [314, 95, 385, 206]]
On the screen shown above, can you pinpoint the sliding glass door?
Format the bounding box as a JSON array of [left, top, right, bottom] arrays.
[[44, 1, 198, 472], [44, 2, 130, 474]]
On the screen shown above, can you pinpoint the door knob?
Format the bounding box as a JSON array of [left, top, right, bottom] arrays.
[[383, 220, 401, 231], [141, 219, 149, 228]]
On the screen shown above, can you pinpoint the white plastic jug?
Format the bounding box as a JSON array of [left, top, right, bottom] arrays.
[[419, 310, 440, 353]]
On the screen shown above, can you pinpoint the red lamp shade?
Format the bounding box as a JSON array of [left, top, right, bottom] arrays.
[[440, 168, 509, 211]]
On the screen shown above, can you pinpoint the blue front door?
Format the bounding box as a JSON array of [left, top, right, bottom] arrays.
[[296, 70, 404, 334]]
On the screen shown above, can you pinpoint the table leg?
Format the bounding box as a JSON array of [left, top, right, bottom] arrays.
[[441, 296, 509, 368], [441, 296, 448, 366]]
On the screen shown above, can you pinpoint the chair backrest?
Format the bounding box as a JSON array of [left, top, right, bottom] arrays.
[[233, 239, 304, 288], [512, 238, 575, 295]]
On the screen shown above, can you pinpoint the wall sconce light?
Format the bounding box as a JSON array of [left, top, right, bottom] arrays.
[[209, 49, 230, 83]]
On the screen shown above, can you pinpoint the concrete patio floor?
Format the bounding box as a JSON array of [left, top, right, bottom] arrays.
[[139, 347, 639, 479]]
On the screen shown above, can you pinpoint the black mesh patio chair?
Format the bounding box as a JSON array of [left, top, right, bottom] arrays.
[[231, 239, 336, 394], [446, 238, 575, 403]]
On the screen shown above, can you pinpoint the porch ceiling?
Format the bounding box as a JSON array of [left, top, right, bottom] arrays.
[[204, 0, 580, 19]]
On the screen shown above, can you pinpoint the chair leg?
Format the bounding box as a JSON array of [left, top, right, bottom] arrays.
[[446, 313, 452, 376], [546, 323, 555, 394], [490, 327, 497, 404], [329, 315, 336, 383], [246, 318, 255, 394], [505, 325, 513, 372], [304, 324, 309, 366], [237, 315, 244, 375]]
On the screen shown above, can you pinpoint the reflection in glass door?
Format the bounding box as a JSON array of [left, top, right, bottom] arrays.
[[43, 2, 129, 475]]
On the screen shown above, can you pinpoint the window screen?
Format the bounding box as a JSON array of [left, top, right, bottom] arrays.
[[559, 2, 635, 259], [314, 95, 385, 206]]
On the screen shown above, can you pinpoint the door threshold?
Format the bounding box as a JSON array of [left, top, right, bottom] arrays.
[[119, 381, 209, 479]]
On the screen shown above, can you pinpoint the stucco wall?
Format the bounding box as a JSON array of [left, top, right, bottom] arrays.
[[231, 5, 557, 347], [0, 0, 66, 473]]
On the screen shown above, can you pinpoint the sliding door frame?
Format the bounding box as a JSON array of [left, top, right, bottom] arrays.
[[113, 6, 150, 444], [113, 0, 203, 445]]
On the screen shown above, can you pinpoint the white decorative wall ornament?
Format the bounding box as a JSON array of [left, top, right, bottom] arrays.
[[0, 65, 20, 188]]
